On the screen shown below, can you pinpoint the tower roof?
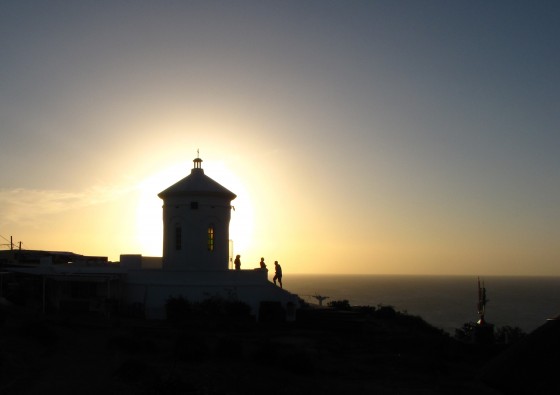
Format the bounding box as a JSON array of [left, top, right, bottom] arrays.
[[157, 157, 237, 200]]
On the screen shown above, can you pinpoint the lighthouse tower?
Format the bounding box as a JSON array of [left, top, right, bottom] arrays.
[[158, 156, 236, 271], [122, 154, 298, 320]]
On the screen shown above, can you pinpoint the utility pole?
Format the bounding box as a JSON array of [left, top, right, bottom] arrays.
[[10, 236, 13, 251]]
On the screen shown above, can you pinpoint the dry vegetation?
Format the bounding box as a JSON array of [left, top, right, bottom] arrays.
[[0, 302, 504, 395]]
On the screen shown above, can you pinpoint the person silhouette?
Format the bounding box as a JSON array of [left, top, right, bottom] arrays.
[[234, 255, 241, 270], [273, 261, 282, 288], [259, 257, 267, 270]]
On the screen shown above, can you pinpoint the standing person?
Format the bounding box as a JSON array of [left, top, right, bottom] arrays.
[[234, 255, 241, 270], [273, 261, 282, 288], [259, 257, 267, 270]]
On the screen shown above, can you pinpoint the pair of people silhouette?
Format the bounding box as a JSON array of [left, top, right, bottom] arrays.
[[259, 258, 282, 288]]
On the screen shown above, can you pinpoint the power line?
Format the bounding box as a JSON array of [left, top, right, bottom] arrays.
[[0, 235, 27, 250]]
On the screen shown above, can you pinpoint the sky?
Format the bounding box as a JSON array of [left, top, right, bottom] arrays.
[[1, 1, 559, 275]]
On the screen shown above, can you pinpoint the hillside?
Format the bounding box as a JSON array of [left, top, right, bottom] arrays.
[[0, 304, 503, 394]]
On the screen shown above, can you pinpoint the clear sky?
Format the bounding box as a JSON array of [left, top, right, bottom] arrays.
[[1, 1, 559, 275]]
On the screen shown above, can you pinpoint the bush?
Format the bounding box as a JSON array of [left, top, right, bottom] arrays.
[[258, 301, 285, 323], [165, 295, 253, 324], [174, 334, 209, 362], [374, 305, 397, 319], [114, 358, 157, 384], [495, 325, 526, 344], [215, 335, 244, 359], [199, 295, 253, 320], [282, 349, 315, 376], [224, 300, 252, 319], [165, 296, 192, 324], [107, 334, 156, 355], [356, 305, 377, 315], [454, 322, 477, 342], [18, 320, 59, 347], [327, 299, 352, 311]]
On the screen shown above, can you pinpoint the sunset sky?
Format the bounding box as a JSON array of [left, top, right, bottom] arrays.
[[1, 1, 559, 275]]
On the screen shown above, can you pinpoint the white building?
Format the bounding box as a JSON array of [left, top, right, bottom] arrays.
[[2, 156, 299, 321], [122, 156, 298, 320]]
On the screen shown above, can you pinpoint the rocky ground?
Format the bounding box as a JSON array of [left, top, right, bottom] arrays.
[[0, 304, 506, 394]]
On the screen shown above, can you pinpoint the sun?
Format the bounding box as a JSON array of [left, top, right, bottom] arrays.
[[134, 160, 254, 258]]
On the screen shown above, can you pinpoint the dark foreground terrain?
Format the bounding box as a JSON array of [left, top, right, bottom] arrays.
[[0, 304, 508, 394]]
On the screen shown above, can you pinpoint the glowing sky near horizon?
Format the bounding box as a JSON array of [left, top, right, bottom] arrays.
[[1, 1, 559, 275]]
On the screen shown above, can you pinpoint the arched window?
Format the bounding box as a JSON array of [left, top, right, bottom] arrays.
[[207, 225, 214, 252], [175, 226, 182, 250]]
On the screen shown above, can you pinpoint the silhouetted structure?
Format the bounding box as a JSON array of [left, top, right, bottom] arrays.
[[0, 249, 107, 266], [477, 276, 488, 324], [474, 277, 494, 345], [311, 294, 329, 306]]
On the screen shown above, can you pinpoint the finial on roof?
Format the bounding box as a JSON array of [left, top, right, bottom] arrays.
[[193, 149, 203, 169]]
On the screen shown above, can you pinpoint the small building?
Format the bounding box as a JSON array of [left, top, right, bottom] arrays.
[[0, 249, 108, 266], [0, 254, 124, 315]]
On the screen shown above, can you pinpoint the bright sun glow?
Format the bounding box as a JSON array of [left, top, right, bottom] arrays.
[[135, 160, 254, 258]]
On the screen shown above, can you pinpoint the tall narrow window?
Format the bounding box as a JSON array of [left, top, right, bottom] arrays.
[[175, 226, 182, 250], [207, 225, 214, 252]]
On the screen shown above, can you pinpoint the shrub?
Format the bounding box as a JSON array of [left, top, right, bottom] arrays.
[[258, 301, 285, 323], [199, 295, 252, 320], [107, 334, 142, 354], [252, 339, 279, 365], [327, 299, 352, 311], [114, 358, 157, 384], [374, 304, 397, 319], [224, 300, 252, 319], [107, 334, 156, 354], [199, 295, 227, 316], [18, 320, 59, 347], [454, 322, 477, 342], [495, 325, 526, 344], [174, 334, 209, 362], [166, 295, 253, 323], [282, 350, 315, 376], [215, 335, 244, 359], [165, 296, 192, 324], [357, 305, 377, 315]]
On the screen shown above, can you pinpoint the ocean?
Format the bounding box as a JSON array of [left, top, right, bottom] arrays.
[[285, 274, 560, 334]]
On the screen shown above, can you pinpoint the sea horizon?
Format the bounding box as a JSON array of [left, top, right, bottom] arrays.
[[284, 274, 560, 335]]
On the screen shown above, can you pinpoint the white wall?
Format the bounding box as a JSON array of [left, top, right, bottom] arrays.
[[162, 196, 232, 271], [124, 269, 298, 320]]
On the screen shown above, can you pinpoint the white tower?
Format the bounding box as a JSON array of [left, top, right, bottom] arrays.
[[158, 156, 236, 271]]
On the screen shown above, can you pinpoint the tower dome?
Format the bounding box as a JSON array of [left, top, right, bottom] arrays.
[[158, 157, 236, 200]]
